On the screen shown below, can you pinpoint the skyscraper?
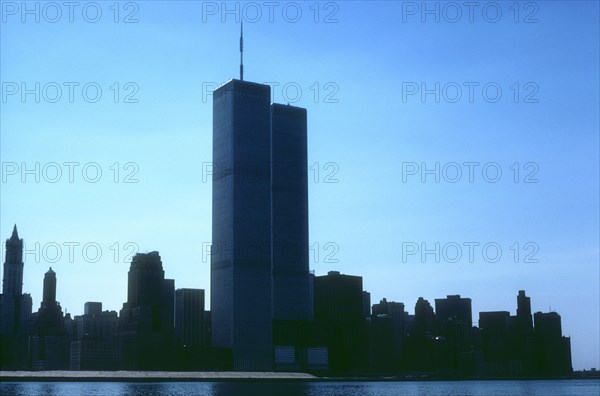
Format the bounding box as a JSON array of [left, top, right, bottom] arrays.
[[371, 298, 406, 368], [517, 290, 533, 336], [211, 69, 311, 370], [118, 251, 175, 369], [516, 290, 535, 374], [211, 30, 311, 371], [534, 312, 572, 375], [271, 103, 311, 322], [30, 267, 69, 370], [434, 294, 474, 373], [313, 271, 367, 371], [175, 288, 205, 347], [404, 297, 437, 372], [1, 226, 26, 335], [212, 79, 274, 371], [413, 297, 436, 337], [42, 267, 57, 307], [0, 225, 32, 369], [478, 310, 511, 363], [70, 302, 119, 370], [2, 225, 24, 297]]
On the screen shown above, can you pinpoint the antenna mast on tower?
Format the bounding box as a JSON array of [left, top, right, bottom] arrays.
[[240, 20, 244, 81]]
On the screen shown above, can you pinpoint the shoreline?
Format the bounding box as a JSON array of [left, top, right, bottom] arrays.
[[1, 371, 596, 383], [0, 371, 316, 382]]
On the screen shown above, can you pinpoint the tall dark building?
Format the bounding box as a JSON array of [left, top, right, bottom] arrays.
[[271, 103, 311, 322], [413, 297, 436, 337], [478, 311, 511, 365], [0, 225, 32, 369], [517, 290, 533, 333], [372, 298, 406, 338], [212, 79, 274, 370], [42, 267, 57, 306], [371, 298, 406, 368], [515, 290, 535, 374], [121, 251, 175, 333], [404, 297, 437, 372], [30, 267, 69, 370], [270, 103, 314, 371], [534, 312, 572, 375], [70, 302, 119, 370], [126, 252, 165, 328], [1, 226, 26, 336], [211, 66, 313, 372], [2, 225, 24, 297], [175, 288, 205, 347], [119, 252, 175, 369], [313, 271, 367, 371], [434, 295, 474, 374]]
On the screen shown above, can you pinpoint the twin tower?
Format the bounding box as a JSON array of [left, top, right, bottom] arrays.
[[211, 79, 311, 370]]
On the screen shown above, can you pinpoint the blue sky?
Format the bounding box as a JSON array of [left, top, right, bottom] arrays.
[[1, 1, 598, 370]]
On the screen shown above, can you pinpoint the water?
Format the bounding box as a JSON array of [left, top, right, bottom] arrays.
[[1, 380, 599, 396]]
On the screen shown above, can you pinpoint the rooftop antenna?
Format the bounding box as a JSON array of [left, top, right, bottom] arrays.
[[239, 20, 244, 81]]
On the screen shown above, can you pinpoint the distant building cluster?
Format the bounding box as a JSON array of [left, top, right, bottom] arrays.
[[0, 228, 215, 371], [0, 226, 572, 376]]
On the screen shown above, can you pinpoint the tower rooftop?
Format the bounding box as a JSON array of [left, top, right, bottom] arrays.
[[9, 224, 19, 241]]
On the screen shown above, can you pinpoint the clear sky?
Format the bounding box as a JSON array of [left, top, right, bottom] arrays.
[[1, 1, 598, 370]]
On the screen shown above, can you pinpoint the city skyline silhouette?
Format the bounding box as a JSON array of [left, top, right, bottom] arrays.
[[0, 225, 574, 375], [1, 2, 598, 372]]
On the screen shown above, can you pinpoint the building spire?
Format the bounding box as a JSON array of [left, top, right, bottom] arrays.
[[240, 20, 244, 81], [10, 224, 18, 241]]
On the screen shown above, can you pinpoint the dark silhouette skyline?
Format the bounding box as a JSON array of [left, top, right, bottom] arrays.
[[0, 226, 573, 376]]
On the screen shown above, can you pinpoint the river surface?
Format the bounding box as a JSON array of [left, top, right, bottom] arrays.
[[1, 379, 599, 396]]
